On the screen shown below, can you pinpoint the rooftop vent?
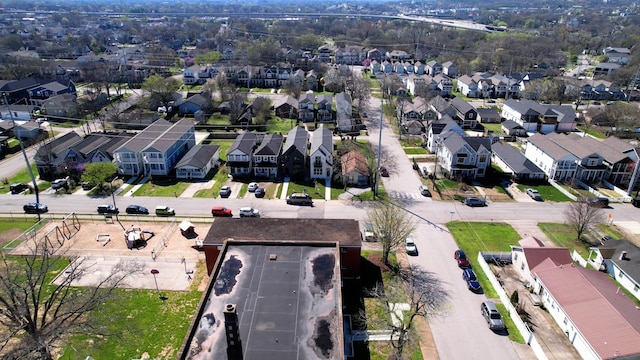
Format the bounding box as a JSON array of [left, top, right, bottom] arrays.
[[619, 251, 628, 261], [269, 253, 277, 261]]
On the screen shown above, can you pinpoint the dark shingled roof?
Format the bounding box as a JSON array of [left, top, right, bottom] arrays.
[[175, 144, 220, 169], [204, 218, 362, 246]]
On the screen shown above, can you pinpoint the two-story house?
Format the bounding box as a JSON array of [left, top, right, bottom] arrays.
[[27, 80, 76, 107], [450, 97, 478, 129], [523, 133, 579, 181], [226, 131, 258, 178], [588, 238, 640, 301], [273, 95, 298, 119], [281, 126, 308, 180], [253, 133, 283, 179], [298, 92, 315, 122], [309, 127, 333, 181], [336, 92, 353, 132], [113, 119, 195, 177], [316, 94, 333, 122], [436, 132, 491, 179], [34, 131, 83, 180]]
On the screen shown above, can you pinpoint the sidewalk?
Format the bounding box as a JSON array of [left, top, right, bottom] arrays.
[[180, 180, 215, 198], [123, 176, 147, 197], [279, 177, 290, 200]]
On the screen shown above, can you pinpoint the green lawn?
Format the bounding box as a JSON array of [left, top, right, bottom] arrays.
[[515, 184, 572, 202], [403, 147, 427, 155], [482, 123, 505, 135], [538, 222, 595, 258], [267, 117, 298, 133], [134, 177, 190, 197], [0, 163, 40, 194]]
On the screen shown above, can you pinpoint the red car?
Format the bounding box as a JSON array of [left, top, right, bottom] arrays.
[[454, 249, 470, 268], [211, 206, 232, 217]]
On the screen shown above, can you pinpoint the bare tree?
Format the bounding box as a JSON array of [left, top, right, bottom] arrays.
[[365, 266, 450, 360], [367, 200, 417, 265], [0, 239, 143, 359], [565, 198, 605, 243], [142, 75, 181, 111]]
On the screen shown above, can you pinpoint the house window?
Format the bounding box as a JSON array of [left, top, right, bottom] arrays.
[[563, 317, 568, 325], [634, 284, 639, 292], [521, 263, 525, 271], [314, 168, 323, 175], [479, 155, 487, 163]]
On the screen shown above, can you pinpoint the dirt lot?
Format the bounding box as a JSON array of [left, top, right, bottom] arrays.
[[8, 217, 210, 262]]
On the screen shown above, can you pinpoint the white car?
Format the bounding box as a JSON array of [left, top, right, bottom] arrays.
[[405, 237, 418, 256], [239, 207, 260, 217], [247, 182, 259, 192], [526, 188, 542, 201]]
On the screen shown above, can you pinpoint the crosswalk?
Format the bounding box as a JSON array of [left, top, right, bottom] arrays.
[[388, 191, 430, 200]]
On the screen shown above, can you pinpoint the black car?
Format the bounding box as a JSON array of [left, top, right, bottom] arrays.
[[10, 183, 29, 194], [126, 205, 149, 215], [587, 197, 609, 208], [97, 204, 119, 214], [254, 187, 265, 198], [24, 202, 48, 214]]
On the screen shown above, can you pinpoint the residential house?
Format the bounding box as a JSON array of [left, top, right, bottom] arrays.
[[27, 80, 76, 107], [281, 126, 308, 180], [316, 94, 333, 122], [226, 131, 258, 178], [425, 61, 442, 76], [253, 133, 283, 179], [533, 262, 640, 360], [34, 131, 83, 180], [336, 92, 353, 132], [60, 134, 115, 177], [414, 61, 425, 75], [177, 93, 210, 116], [387, 50, 411, 62], [317, 45, 332, 63], [491, 142, 546, 181], [476, 108, 501, 124], [450, 97, 478, 129], [0, 104, 34, 122], [298, 92, 315, 122], [13, 121, 41, 140], [42, 93, 79, 118], [523, 133, 579, 181], [309, 127, 334, 181], [425, 116, 464, 153], [367, 48, 383, 62], [502, 99, 577, 134], [305, 70, 319, 91], [335, 46, 364, 65], [501, 120, 526, 137], [510, 240, 573, 290], [588, 239, 640, 301], [433, 74, 454, 97], [273, 95, 298, 119], [603, 47, 632, 65], [593, 62, 621, 77], [0, 77, 45, 105], [545, 133, 606, 184], [341, 150, 369, 187], [441, 61, 458, 77], [84, 135, 130, 165], [456, 74, 491, 98], [113, 119, 195, 177], [175, 145, 220, 180], [436, 132, 492, 179]]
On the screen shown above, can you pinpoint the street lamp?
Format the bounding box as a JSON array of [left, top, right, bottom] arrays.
[[150, 269, 161, 298], [110, 177, 119, 210], [450, 211, 455, 222]]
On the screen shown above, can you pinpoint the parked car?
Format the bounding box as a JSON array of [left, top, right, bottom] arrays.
[[211, 206, 232, 217], [126, 205, 149, 215], [587, 197, 609, 208], [463, 268, 482, 292], [481, 301, 506, 331], [526, 188, 542, 201], [419, 184, 432, 197], [155, 205, 175, 216], [363, 223, 375, 242], [97, 204, 119, 214], [379, 166, 389, 177], [454, 249, 470, 268], [464, 196, 486, 207], [81, 181, 96, 190], [247, 182, 259, 192], [286, 193, 313, 206], [487, 99, 496, 103], [10, 183, 29, 194], [254, 187, 265, 198], [23, 202, 48, 214], [219, 186, 232, 198], [405, 237, 418, 256], [601, 235, 614, 243], [239, 207, 260, 217], [51, 178, 68, 191]]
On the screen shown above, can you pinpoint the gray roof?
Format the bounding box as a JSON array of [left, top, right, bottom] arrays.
[[283, 126, 308, 154], [254, 133, 283, 156], [117, 119, 173, 153], [143, 118, 194, 153], [35, 131, 82, 160], [597, 239, 640, 283], [464, 136, 492, 152], [228, 131, 258, 155], [449, 97, 475, 115], [273, 95, 298, 109], [174, 144, 220, 168], [476, 108, 500, 119], [526, 133, 574, 160], [310, 127, 333, 155], [502, 119, 524, 130], [545, 132, 599, 159], [492, 142, 544, 175]]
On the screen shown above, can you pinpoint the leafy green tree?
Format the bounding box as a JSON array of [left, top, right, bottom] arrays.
[[81, 162, 118, 192], [194, 51, 222, 65], [142, 75, 181, 110]]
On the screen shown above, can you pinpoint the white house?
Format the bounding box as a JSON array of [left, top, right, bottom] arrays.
[[523, 133, 579, 181], [588, 239, 640, 301], [436, 132, 491, 179], [175, 145, 220, 179], [309, 126, 334, 181]]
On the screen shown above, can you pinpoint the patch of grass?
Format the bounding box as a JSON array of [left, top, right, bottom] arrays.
[[267, 117, 297, 133], [538, 222, 592, 258], [577, 126, 605, 139], [515, 184, 572, 202], [447, 221, 522, 299], [0, 163, 40, 194], [194, 167, 228, 198], [403, 147, 427, 155], [495, 302, 525, 344], [482, 123, 505, 135], [134, 177, 189, 197], [284, 181, 325, 199], [434, 178, 458, 191]]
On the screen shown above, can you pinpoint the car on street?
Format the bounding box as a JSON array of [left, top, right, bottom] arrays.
[[487, 99, 496, 103], [254, 187, 265, 198], [126, 205, 149, 215], [219, 186, 232, 198], [419, 184, 432, 197], [464, 196, 486, 207], [247, 182, 259, 192], [454, 249, 471, 268], [51, 178, 68, 191], [363, 222, 375, 241], [379, 166, 389, 177], [155, 205, 175, 216], [239, 207, 260, 217], [23, 202, 48, 214], [463, 268, 482, 292], [286, 193, 313, 206], [587, 197, 609, 208], [211, 206, 233, 217], [10, 183, 29, 194], [481, 301, 506, 331], [526, 188, 542, 201], [405, 237, 418, 256], [97, 204, 119, 214]]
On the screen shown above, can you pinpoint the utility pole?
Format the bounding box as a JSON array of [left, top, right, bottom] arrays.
[[4, 93, 41, 219], [374, 98, 383, 198]]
